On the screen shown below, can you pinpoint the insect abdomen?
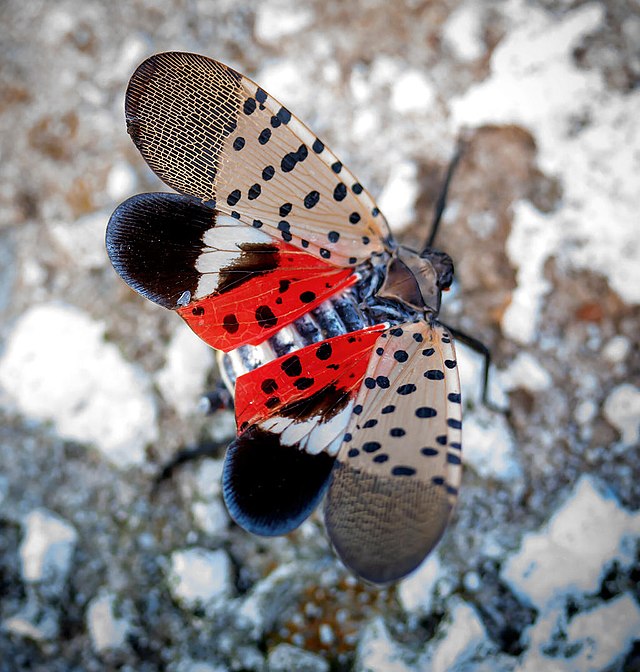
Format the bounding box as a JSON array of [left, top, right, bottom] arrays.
[[220, 284, 372, 389]]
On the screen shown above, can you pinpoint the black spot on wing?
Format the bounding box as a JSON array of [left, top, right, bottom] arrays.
[[281, 355, 302, 377], [223, 426, 335, 536], [222, 314, 239, 333], [315, 342, 332, 360], [256, 305, 278, 328]]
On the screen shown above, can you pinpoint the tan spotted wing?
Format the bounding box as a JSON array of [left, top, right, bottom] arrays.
[[324, 321, 462, 584], [125, 51, 391, 267]]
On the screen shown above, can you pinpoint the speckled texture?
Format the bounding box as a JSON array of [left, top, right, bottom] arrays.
[[1, 0, 639, 670]]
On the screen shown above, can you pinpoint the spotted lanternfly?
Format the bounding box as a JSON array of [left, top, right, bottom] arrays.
[[106, 52, 463, 584]]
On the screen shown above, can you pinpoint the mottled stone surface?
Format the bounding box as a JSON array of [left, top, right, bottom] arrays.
[[1, 0, 638, 669]]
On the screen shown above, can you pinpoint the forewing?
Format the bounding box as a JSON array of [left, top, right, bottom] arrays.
[[222, 326, 386, 536], [324, 321, 462, 584], [125, 51, 391, 267], [106, 192, 355, 351]]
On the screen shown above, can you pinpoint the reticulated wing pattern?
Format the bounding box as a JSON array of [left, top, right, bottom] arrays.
[[125, 51, 391, 267], [324, 321, 462, 584]]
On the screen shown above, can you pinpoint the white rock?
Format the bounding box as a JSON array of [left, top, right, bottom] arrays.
[[377, 160, 419, 233], [355, 617, 415, 672], [422, 598, 488, 671], [515, 606, 567, 672], [174, 662, 227, 672], [350, 64, 374, 104], [0, 304, 157, 467], [156, 323, 215, 417], [502, 476, 640, 610], [391, 70, 435, 114], [3, 606, 59, 642], [574, 399, 598, 426], [455, 340, 508, 409], [463, 571, 481, 592], [49, 210, 111, 270], [603, 383, 640, 445], [443, 2, 486, 61], [397, 553, 443, 614], [168, 548, 232, 609], [236, 562, 303, 637], [318, 623, 334, 646], [352, 108, 380, 143], [193, 458, 225, 500], [267, 643, 329, 672], [233, 646, 266, 671], [41, 7, 75, 44], [500, 202, 559, 345], [467, 210, 498, 239], [255, 61, 308, 113], [517, 594, 640, 672], [0, 475, 7, 507], [254, 0, 313, 43], [563, 594, 640, 671], [451, 1, 640, 312], [499, 352, 553, 393], [106, 161, 137, 201], [87, 593, 130, 652], [111, 34, 151, 85], [601, 335, 630, 363], [205, 408, 237, 444], [21, 257, 47, 289], [463, 410, 521, 482], [192, 499, 228, 537], [20, 508, 77, 587]]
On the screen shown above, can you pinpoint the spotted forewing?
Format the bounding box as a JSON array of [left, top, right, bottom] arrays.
[[124, 52, 391, 266], [325, 322, 461, 583]]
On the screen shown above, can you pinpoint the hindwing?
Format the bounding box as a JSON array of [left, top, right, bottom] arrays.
[[222, 326, 386, 535], [106, 192, 356, 350]]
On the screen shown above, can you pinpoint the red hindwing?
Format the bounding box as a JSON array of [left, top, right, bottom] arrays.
[[178, 242, 357, 351], [234, 324, 386, 430]]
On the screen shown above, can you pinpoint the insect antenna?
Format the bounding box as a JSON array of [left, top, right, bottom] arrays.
[[422, 139, 466, 253]]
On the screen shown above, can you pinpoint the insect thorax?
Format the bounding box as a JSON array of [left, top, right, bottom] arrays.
[[377, 246, 453, 317]]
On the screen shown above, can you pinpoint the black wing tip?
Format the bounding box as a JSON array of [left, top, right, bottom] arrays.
[[106, 192, 214, 309], [222, 426, 335, 537]]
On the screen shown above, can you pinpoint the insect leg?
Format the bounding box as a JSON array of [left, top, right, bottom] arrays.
[[444, 324, 506, 414], [199, 380, 235, 415], [154, 382, 234, 488], [155, 441, 229, 487]]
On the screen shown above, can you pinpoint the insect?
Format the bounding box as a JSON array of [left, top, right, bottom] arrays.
[[106, 52, 463, 584]]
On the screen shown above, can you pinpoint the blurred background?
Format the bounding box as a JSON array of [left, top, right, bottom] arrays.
[[1, 0, 639, 670]]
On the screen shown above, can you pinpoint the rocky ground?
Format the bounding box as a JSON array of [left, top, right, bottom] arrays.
[[1, 0, 639, 670]]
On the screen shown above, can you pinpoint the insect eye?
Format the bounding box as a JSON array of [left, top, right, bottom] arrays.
[[424, 250, 454, 291], [438, 268, 454, 291]]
